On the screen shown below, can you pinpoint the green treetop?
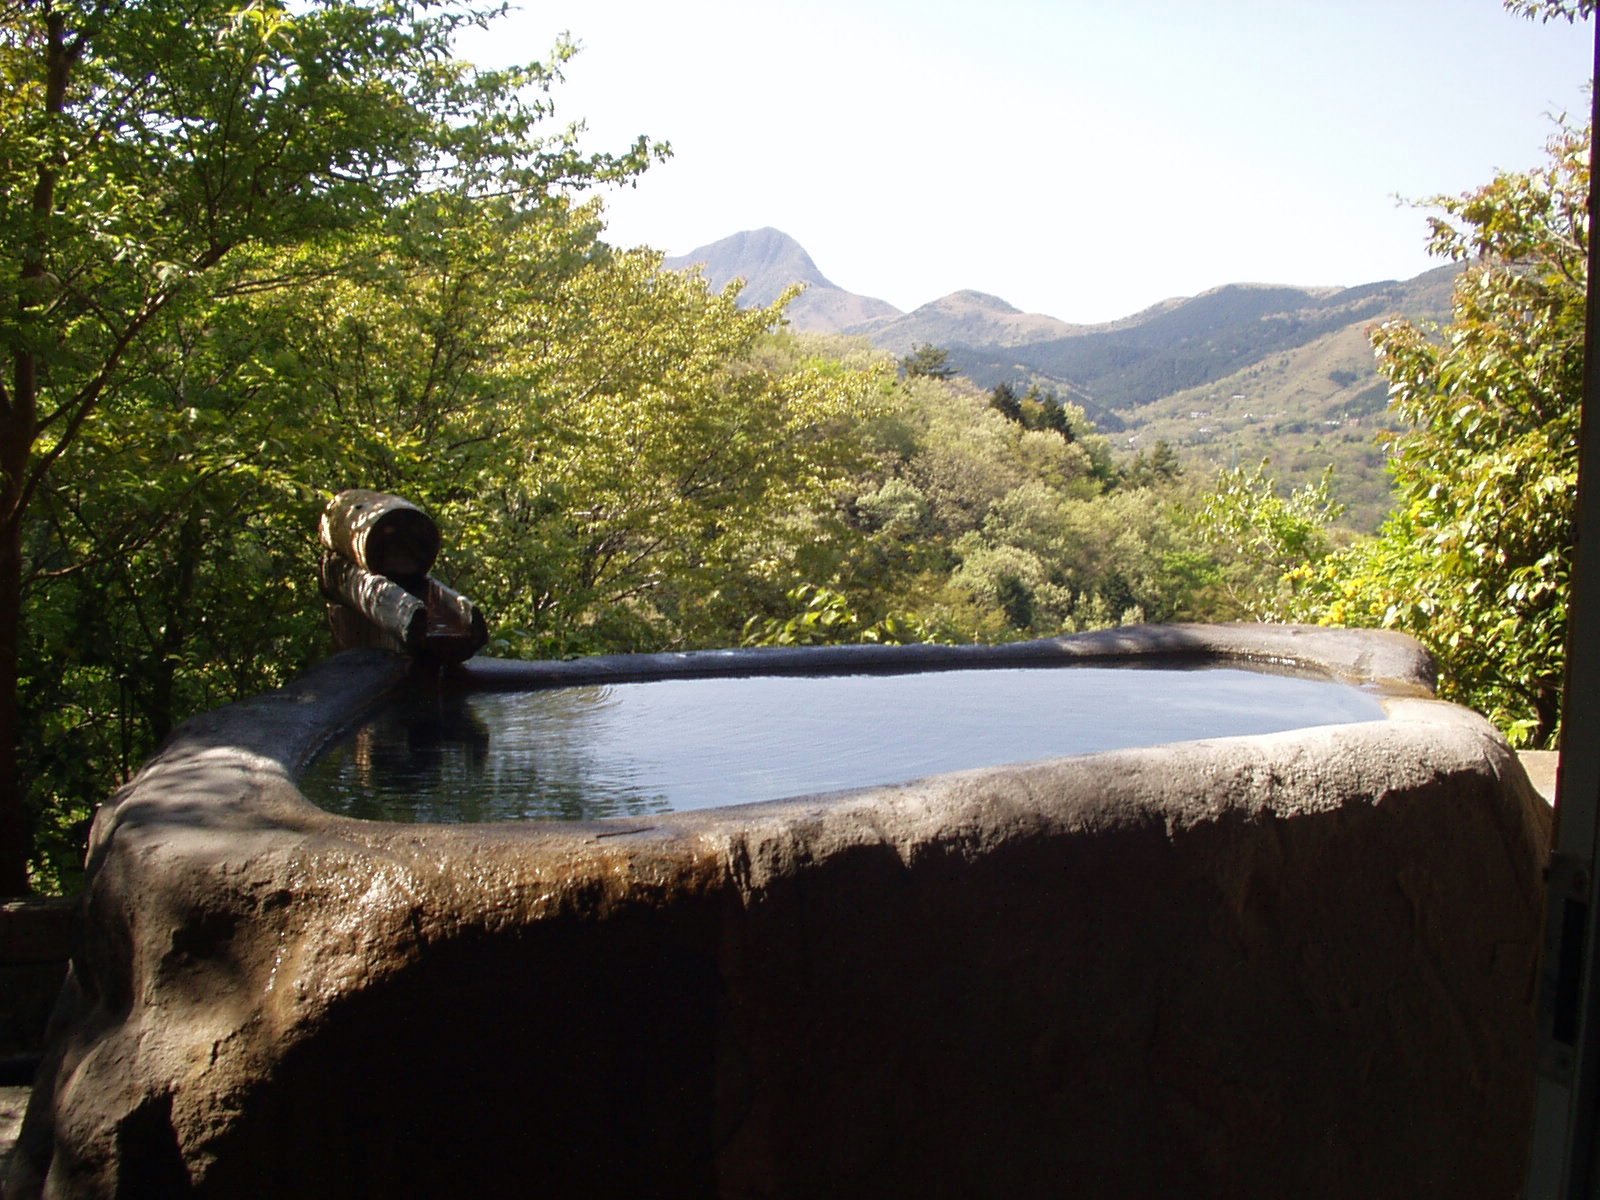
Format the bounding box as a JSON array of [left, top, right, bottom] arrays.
[[901, 343, 957, 381]]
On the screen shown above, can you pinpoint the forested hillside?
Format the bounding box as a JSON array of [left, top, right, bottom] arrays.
[[952, 278, 1456, 408]]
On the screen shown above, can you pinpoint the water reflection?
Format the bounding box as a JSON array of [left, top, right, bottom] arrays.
[[310, 689, 673, 823], [299, 666, 1388, 824]]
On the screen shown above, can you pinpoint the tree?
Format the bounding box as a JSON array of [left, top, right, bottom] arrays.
[[1289, 122, 1587, 746], [989, 380, 1023, 422], [1198, 460, 1344, 619], [1125, 440, 1182, 488], [437, 254, 886, 655], [1504, 0, 1596, 20], [901, 343, 956, 380], [0, 0, 655, 893]]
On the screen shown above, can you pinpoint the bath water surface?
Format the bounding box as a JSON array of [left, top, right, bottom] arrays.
[[298, 666, 1386, 823]]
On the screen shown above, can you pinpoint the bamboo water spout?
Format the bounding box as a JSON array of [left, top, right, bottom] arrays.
[[317, 489, 488, 664]]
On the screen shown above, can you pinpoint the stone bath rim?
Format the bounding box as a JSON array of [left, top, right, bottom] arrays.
[[243, 622, 1430, 835], [148, 623, 1436, 834]]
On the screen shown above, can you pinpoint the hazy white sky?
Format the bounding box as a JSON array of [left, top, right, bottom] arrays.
[[458, 1, 1592, 323]]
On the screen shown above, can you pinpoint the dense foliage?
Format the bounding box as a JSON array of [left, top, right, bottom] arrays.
[[1, 0, 655, 890], [755, 368, 1221, 644], [1286, 123, 1588, 747]]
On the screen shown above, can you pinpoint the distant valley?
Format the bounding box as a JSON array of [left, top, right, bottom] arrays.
[[665, 228, 1460, 530]]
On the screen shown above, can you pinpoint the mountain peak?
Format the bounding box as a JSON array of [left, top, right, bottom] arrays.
[[935, 290, 1022, 314], [664, 229, 901, 333], [665, 228, 832, 298]]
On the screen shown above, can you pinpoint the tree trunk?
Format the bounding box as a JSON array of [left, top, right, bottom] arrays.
[[0, 515, 31, 895], [0, 7, 78, 895]]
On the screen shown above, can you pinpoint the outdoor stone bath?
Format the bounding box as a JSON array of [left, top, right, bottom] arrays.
[[7, 624, 1550, 1198]]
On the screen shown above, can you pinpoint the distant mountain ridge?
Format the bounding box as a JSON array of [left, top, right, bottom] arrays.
[[849, 288, 1087, 351], [938, 272, 1457, 418], [665, 229, 1453, 418]]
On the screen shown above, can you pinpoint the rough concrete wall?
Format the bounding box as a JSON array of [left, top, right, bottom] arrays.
[[710, 712, 1549, 1197], [4, 629, 1550, 1199]]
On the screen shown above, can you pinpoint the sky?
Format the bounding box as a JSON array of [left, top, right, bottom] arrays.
[[456, 1, 1594, 324]]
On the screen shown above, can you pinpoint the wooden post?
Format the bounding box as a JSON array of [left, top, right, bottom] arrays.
[[319, 553, 490, 664], [319, 553, 427, 651]]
